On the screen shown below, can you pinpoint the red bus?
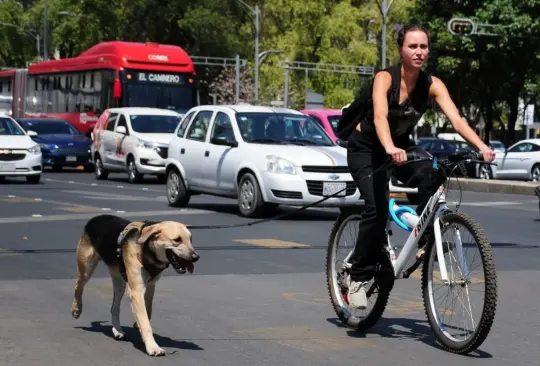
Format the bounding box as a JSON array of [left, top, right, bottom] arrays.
[[22, 41, 197, 135], [0, 68, 27, 117]]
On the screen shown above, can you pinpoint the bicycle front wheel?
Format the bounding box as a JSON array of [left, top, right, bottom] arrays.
[[422, 211, 497, 354], [326, 212, 393, 331]]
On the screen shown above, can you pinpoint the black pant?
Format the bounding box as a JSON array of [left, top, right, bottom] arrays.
[[346, 130, 445, 282]]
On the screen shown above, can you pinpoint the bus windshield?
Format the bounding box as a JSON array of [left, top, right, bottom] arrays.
[[122, 70, 195, 114]]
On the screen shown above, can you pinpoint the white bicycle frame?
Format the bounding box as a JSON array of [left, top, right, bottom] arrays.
[[343, 183, 470, 284]]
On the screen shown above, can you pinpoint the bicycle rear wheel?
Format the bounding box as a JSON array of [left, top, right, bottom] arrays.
[[422, 211, 497, 354], [326, 213, 394, 331]]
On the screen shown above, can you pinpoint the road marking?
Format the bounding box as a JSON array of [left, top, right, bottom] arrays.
[[0, 197, 37, 203], [43, 177, 164, 193], [235, 326, 376, 351], [57, 206, 103, 213], [0, 209, 212, 224], [233, 238, 310, 248], [282, 292, 328, 305], [0, 248, 20, 257]]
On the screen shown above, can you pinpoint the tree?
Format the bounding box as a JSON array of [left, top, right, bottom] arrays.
[[208, 66, 254, 104]]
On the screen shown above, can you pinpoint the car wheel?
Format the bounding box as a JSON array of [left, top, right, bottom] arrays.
[[531, 164, 540, 182], [127, 156, 143, 183], [478, 164, 492, 180], [166, 168, 190, 207], [26, 175, 40, 184], [94, 155, 109, 180], [238, 172, 270, 218]]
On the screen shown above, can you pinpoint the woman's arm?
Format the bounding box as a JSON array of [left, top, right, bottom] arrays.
[[372, 71, 408, 163], [429, 76, 489, 152]]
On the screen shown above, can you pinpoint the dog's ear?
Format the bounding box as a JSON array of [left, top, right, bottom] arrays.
[[138, 224, 162, 245]]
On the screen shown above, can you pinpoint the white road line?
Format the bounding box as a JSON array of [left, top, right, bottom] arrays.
[[43, 177, 163, 193], [0, 209, 213, 224]]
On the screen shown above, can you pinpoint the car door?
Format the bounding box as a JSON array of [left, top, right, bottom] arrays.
[[202, 111, 240, 194], [168, 110, 196, 165], [101, 112, 118, 167], [499, 142, 538, 179], [180, 110, 214, 189], [110, 113, 130, 167]]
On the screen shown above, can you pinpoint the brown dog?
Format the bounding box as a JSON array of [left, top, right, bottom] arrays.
[[71, 214, 199, 356]]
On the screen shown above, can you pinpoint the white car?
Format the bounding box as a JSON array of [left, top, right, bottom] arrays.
[[0, 114, 42, 183], [91, 107, 182, 183], [165, 105, 362, 217], [477, 138, 540, 181]]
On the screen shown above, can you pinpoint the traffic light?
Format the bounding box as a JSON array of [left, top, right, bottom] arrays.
[[448, 18, 476, 35]]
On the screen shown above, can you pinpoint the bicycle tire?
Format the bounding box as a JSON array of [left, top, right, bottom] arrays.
[[421, 211, 497, 354], [326, 212, 393, 331]]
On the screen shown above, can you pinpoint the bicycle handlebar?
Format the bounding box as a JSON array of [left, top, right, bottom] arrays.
[[403, 150, 498, 167]]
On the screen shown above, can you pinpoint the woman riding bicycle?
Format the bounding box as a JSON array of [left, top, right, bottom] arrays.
[[344, 24, 496, 310]]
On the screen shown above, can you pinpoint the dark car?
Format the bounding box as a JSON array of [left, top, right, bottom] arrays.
[[417, 138, 476, 177], [16, 118, 94, 172]]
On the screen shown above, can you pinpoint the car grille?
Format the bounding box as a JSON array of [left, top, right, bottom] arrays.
[[56, 147, 79, 154], [306, 180, 357, 196], [271, 189, 303, 199], [301, 165, 350, 173], [155, 146, 168, 159], [0, 153, 26, 161]]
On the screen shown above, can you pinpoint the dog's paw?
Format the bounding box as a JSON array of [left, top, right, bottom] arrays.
[[112, 327, 126, 340], [146, 343, 166, 357], [71, 299, 82, 319]]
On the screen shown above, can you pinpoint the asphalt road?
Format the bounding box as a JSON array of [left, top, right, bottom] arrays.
[[0, 169, 539, 366]]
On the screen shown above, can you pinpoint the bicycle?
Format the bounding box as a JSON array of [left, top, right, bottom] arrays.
[[326, 150, 498, 354]]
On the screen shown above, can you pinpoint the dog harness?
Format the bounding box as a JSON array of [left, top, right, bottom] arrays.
[[116, 221, 169, 282]]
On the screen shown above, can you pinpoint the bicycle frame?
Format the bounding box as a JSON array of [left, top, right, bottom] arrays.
[[342, 183, 469, 284], [388, 183, 469, 283]]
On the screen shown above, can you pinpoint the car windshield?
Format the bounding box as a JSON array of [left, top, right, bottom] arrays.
[[21, 121, 80, 135], [235, 112, 334, 146], [0, 117, 25, 136], [129, 114, 181, 133]]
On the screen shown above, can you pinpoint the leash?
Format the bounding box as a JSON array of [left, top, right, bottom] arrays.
[[186, 159, 395, 230]]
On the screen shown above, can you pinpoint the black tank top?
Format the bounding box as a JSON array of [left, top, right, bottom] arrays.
[[359, 63, 433, 143]]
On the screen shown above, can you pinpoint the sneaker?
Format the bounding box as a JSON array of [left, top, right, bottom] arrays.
[[347, 278, 368, 310]]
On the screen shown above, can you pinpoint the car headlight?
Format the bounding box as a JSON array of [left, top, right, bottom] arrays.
[[265, 155, 296, 175], [27, 144, 41, 154], [136, 139, 155, 149], [39, 143, 57, 150]]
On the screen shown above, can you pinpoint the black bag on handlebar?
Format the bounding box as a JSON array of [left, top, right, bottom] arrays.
[[336, 80, 374, 141]]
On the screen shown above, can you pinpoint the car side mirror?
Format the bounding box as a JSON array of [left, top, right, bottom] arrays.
[[116, 125, 127, 134], [336, 138, 347, 148], [211, 136, 238, 147], [27, 130, 38, 137]]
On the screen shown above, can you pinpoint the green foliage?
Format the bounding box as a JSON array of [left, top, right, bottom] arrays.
[[0, 0, 537, 142]]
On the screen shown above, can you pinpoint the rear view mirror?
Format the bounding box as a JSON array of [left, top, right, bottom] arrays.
[[27, 130, 38, 137], [336, 139, 347, 148], [211, 136, 238, 147], [116, 125, 127, 134]]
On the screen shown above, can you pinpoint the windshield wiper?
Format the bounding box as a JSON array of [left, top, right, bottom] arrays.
[[247, 138, 286, 144], [286, 138, 321, 145]]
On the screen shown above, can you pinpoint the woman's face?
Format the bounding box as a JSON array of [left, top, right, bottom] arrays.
[[399, 30, 429, 69]]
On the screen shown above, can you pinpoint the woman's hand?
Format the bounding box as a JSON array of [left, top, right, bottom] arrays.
[[386, 145, 408, 165], [480, 147, 496, 163]]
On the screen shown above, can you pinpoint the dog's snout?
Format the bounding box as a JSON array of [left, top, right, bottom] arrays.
[[191, 252, 200, 262]]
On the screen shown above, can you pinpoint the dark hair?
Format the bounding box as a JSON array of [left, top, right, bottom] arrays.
[[397, 24, 430, 47]]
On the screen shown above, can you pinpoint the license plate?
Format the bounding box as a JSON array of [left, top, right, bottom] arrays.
[[66, 156, 77, 162], [0, 163, 15, 172], [322, 182, 346, 196]]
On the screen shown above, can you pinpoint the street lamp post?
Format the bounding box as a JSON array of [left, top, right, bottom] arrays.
[[44, 0, 48, 59], [376, 0, 394, 69], [234, 0, 260, 104]]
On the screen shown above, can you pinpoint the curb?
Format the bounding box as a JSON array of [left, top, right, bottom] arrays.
[[447, 178, 539, 196]]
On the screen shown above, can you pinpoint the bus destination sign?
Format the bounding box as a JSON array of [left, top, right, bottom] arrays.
[[133, 71, 186, 85]]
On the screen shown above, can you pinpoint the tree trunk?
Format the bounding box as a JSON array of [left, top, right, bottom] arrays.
[[507, 95, 519, 146]]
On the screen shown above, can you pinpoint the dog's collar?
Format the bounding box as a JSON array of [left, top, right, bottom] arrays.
[[116, 221, 169, 282]]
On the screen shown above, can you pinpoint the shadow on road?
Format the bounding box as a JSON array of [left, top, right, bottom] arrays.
[[74, 320, 204, 355], [326, 317, 493, 359]]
